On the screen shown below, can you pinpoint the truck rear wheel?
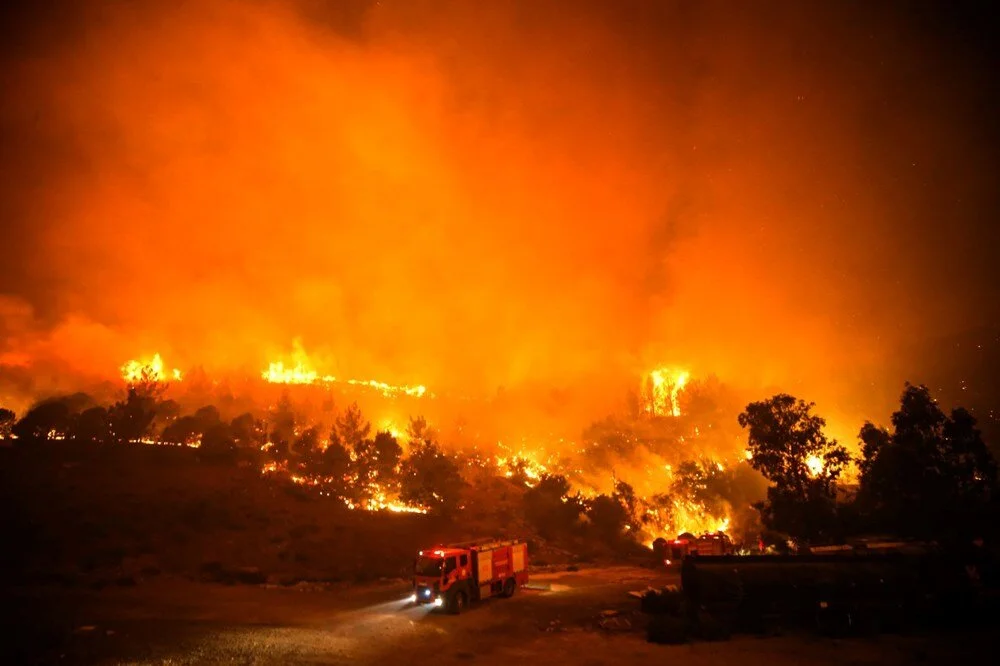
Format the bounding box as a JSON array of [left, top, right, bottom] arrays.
[[501, 578, 516, 598]]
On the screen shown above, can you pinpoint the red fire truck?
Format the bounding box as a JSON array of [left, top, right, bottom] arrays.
[[411, 538, 529, 613], [653, 531, 734, 566]]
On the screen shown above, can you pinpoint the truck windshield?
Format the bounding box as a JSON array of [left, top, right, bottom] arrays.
[[415, 556, 443, 577]]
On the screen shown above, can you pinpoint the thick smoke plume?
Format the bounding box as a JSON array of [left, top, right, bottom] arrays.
[[2, 1, 998, 443]]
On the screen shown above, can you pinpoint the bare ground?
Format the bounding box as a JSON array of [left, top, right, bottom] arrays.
[[6, 566, 998, 665]]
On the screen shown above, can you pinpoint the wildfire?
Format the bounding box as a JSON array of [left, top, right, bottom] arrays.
[[261, 343, 428, 397], [493, 443, 559, 487], [805, 454, 825, 477], [262, 361, 318, 385], [380, 420, 406, 441], [644, 367, 689, 417], [643, 498, 732, 547], [120, 353, 182, 384], [346, 378, 427, 398], [269, 464, 429, 514], [343, 492, 429, 514]]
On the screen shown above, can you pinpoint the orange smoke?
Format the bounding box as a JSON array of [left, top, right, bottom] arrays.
[[1, 0, 997, 445]]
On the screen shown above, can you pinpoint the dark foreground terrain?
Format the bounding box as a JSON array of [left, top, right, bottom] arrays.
[[7, 566, 999, 665]]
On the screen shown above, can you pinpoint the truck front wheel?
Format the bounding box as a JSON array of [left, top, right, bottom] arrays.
[[501, 578, 516, 598], [449, 590, 467, 614]]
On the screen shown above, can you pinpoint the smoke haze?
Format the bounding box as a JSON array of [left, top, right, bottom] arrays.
[[2, 0, 998, 441]]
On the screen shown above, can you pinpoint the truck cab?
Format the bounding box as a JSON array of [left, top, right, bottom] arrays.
[[412, 547, 472, 609]]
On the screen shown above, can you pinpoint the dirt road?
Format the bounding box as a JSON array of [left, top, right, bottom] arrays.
[[7, 566, 997, 665]]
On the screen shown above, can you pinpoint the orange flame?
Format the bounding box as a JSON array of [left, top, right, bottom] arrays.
[[261, 342, 428, 397], [644, 367, 689, 417], [120, 353, 182, 384]]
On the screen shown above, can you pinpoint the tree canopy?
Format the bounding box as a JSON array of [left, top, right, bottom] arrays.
[[738, 394, 850, 542], [857, 383, 997, 539]]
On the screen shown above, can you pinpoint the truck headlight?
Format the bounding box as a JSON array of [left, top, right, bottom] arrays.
[[407, 594, 417, 603], [433, 597, 443, 607]]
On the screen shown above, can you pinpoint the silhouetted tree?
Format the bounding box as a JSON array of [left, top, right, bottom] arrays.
[[319, 435, 353, 494], [613, 478, 642, 527], [406, 415, 436, 447], [268, 393, 297, 450], [0, 408, 15, 439], [738, 394, 850, 542], [108, 375, 163, 444], [354, 431, 403, 493], [229, 412, 263, 449], [400, 440, 464, 514], [12, 399, 73, 440], [71, 407, 111, 443], [200, 422, 236, 461], [194, 405, 221, 426], [587, 493, 629, 540], [152, 399, 181, 433], [333, 402, 371, 450], [523, 474, 581, 538], [857, 383, 997, 540], [292, 426, 323, 467], [161, 415, 202, 445]]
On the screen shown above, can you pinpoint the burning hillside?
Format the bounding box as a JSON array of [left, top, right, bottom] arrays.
[[102, 347, 761, 545], [1, 0, 993, 573], [4, 337, 763, 546]]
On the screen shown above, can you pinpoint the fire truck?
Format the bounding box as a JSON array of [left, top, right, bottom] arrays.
[[653, 531, 734, 566], [410, 538, 529, 613]]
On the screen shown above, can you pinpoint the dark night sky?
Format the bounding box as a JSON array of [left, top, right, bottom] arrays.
[[0, 0, 998, 441]]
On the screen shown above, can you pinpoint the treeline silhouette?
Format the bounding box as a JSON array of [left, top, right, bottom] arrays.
[[0, 378, 698, 548], [3, 377, 994, 549], [740, 383, 998, 547]]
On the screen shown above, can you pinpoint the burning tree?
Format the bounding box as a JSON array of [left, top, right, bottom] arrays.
[[739, 394, 851, 542], [406, 415, 436, 448], [332, 402, 371, 450]]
